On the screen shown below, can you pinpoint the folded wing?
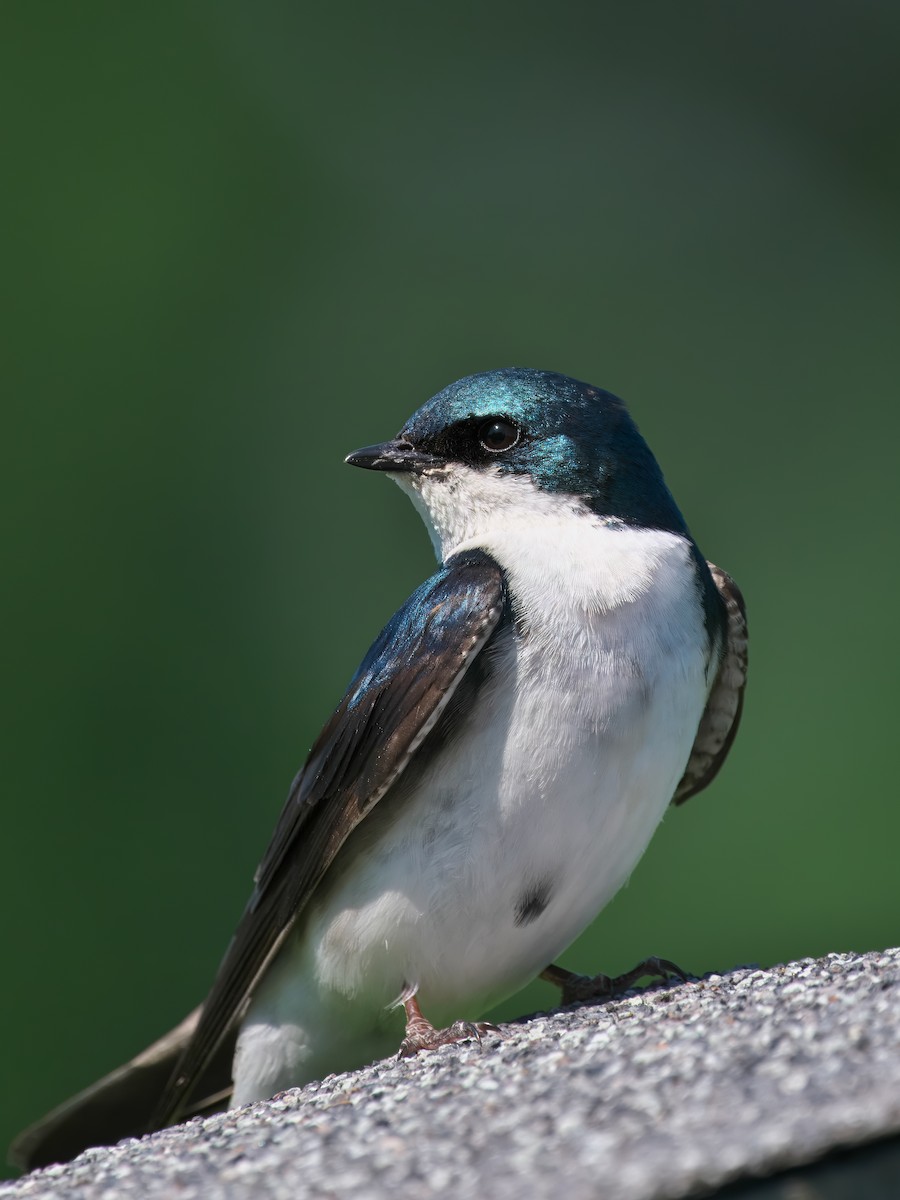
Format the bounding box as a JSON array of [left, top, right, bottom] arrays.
[[673, 563, 748, 805], [151, 548, 507, 1129]]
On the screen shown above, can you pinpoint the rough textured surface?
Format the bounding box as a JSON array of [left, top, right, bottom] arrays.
[[5, 950, 900, 1199]]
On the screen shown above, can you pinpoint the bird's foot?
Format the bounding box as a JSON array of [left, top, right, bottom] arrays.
[[398, 994, 499, 1058], [540, 956, 689, 1006]]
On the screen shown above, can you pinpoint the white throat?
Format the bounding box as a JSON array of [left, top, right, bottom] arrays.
[[393, 464, 589, 556], [392, 464, 694, 614]]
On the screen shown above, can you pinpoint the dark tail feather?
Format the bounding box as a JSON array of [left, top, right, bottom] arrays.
[[9, 1008, 235, 1172]]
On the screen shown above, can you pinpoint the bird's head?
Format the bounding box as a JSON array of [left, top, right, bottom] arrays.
[[346, 368, 689, 561]]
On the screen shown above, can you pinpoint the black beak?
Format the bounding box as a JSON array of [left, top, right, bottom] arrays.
[[344, 438, 440, 473]]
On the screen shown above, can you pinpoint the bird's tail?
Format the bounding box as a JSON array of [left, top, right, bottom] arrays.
[[9, 1008, 235, 1172]]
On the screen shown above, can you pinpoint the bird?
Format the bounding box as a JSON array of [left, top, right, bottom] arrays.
[[10, 368, 747, 1171]]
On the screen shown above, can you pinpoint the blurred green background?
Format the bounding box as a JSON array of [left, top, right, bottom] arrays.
[[4, 0, 899, 1174]]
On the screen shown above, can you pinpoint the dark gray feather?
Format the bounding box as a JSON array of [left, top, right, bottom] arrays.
[[672, 562, 747, 805], [150, 549, 507, 1129]]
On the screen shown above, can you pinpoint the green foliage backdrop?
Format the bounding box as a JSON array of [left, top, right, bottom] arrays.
[[3, 1, 899, 1172]]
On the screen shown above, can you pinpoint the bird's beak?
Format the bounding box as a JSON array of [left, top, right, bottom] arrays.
[[345, 439, 440, 473]]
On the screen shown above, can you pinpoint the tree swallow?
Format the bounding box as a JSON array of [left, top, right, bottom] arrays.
[[11, 369, 747, 1170]]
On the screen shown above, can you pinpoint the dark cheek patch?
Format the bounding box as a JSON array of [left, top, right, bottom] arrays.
[[514, 877, 554, 926]]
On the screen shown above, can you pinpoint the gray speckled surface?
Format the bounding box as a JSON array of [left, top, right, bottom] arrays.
[[5, 950, 900, 1199]]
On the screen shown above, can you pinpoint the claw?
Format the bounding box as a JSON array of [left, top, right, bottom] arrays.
[[541, 956, 690, 1006], [398, 998, 500, 1058]]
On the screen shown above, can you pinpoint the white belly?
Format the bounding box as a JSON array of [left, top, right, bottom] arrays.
[[233, 515, 712, 1104]]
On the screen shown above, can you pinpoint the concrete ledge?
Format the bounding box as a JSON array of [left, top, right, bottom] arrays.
[[4, 949, 900, 1199]]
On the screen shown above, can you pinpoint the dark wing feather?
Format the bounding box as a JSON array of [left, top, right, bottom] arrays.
[[150, 549, 507, 1129], [673, 562, 747, 805]]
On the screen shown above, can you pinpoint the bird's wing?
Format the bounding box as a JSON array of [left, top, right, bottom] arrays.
[[672, 562, 747, 805], [151, 548, 507, 1129]]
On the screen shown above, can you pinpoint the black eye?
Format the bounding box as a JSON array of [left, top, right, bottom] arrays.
[[478, 419, 520, 453]]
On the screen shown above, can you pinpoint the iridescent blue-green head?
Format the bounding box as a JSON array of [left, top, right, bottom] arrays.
[[346, 368, 690, 537]]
